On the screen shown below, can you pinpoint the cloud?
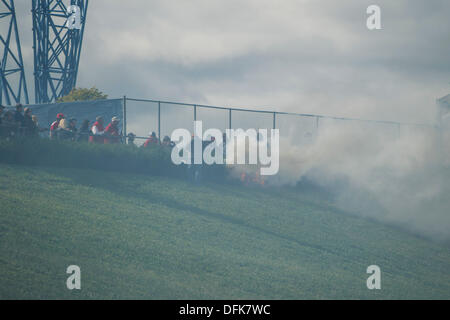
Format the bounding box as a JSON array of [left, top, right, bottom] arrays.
[[8, 0, 450, 124]]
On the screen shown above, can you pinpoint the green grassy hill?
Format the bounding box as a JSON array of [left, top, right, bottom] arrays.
[[0, 163, 449, 299]]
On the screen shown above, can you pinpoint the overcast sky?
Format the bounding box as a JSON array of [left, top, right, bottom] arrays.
[[10, 0, 450, 124]]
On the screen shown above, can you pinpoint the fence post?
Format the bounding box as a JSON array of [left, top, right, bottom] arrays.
[[273, 112, 276, 130], [158, 101, 161, 141], [438, 106, 442, 164], [193, 105, 197, 135], [229, 109, 232, 130], [123, 95, 127, 140]]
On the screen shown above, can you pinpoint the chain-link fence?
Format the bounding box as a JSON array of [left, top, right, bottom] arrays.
[[123, 97, 438, 146], [1, 96, 439, 148]]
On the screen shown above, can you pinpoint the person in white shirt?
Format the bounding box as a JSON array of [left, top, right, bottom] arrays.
[[89, 116, 105, 143]]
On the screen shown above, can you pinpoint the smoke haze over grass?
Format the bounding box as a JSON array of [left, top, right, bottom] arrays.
[[272, 121, 450, 242]]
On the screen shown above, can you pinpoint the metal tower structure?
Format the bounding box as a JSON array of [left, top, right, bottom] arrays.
[[0, 0, 29, 106], [32, 0, 88, 103]]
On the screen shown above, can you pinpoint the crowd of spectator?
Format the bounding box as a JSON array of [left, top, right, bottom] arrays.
[[0, 103, 176, 149], [1, 104, 235, 183], [0, 104, 42, 138]]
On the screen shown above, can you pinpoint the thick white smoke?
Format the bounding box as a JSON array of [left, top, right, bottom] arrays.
[[270, 121, 450, 243], [126, 100, 450, 242]]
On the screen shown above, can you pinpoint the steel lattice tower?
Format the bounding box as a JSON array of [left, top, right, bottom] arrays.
[[32, 0, 88, 103], [0, 0, 29, 106]]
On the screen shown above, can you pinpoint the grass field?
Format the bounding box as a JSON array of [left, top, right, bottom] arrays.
[[0, 162, 449, 299]]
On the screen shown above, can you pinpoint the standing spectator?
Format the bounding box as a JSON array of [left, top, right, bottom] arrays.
[[104, 116, 121, 144], [31, 115, 46, 136], [57, 118, 69, 140], [68, 118, 78, 137], [58, 118, 77, 141], [14, 104, 25, 134], [77, 119, 90, 142], [0, 105, 4, 126], [1, 111, 17, 139], [23, 107, 38, 137], [89, 116, 105, 144], [0, 106, 5, 137], [50, 113, 65, 139], [143, 131, 159, 147], [162, 135, 174, 148], [127, 133, 136, 146], [14, 104, 25, 124], [31, 115, 38, 127]]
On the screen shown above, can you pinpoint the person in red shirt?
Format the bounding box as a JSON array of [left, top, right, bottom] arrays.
[[50, 113, 64, 139], [89, 116, 105, 144], [104, 117, 121, 144], [143, 131, 159, 147]]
